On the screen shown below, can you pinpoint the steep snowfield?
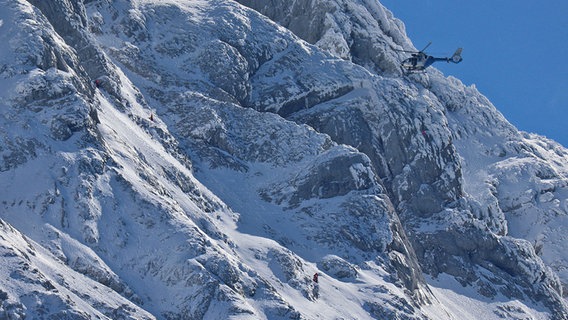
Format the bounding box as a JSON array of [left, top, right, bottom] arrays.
[[0, 218, 154, 319], [1, 0, 567, 319]]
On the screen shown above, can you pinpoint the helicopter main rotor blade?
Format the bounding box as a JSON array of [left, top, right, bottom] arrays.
[[420, 42, 432, 53], [394, 48, 419, 53]]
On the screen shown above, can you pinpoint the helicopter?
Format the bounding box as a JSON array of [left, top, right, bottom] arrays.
[[398, 42, 463, 73]]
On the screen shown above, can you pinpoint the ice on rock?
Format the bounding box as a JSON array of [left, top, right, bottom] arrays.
[[0, 0, 567, 319]]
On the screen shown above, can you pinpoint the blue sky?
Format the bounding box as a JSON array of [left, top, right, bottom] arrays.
[[380, 1, 568, 147]]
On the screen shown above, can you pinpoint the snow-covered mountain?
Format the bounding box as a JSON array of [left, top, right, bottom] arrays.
[[0, 0, 567, 319]]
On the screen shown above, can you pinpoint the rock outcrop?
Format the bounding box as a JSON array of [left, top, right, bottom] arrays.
[[0, 0, 567, 319]]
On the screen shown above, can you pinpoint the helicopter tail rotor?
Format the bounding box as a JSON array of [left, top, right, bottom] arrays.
[[451, 48, 463, 63]]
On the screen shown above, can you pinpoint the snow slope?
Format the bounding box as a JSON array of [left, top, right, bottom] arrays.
[[0, 0, 567, 319]]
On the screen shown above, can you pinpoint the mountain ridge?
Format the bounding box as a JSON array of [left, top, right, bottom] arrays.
[[1, 0, 567, 319]]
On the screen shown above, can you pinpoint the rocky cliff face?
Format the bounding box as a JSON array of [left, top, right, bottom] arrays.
[[238, 0, 568, 311], [0, 0, 567, 319]]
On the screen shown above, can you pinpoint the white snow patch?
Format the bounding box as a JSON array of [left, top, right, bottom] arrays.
[[425, 274, 550, 320]]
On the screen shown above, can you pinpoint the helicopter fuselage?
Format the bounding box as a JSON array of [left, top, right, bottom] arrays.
[[401, 53, 448, 72]]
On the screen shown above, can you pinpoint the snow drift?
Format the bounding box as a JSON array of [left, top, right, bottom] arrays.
[[0, 0, 567, 319]]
